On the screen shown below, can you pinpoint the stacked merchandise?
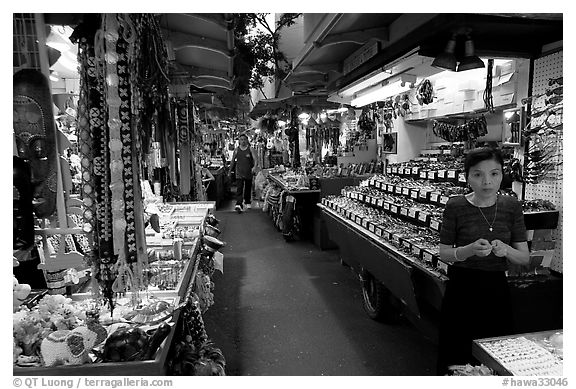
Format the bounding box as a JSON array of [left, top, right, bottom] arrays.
[[13, 211, 226, 375], [321, 153, 559, 276]]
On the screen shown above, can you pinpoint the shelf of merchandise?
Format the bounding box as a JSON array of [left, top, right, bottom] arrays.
[[319, 202, 447, 316], [319, 156, 562, 335], [13, 201, 214, 376], [472, 330, 563, 376]]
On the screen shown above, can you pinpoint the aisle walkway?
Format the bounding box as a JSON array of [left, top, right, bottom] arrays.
[[202, 200, 438, 376]]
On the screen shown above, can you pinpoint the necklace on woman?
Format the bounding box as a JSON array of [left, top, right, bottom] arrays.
[[476, 196, 498, 231]]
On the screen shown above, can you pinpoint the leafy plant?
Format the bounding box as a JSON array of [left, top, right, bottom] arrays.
[[232, 13, 301, 98]]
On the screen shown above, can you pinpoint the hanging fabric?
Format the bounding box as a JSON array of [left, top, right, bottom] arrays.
[[178, 99, 191, 195]]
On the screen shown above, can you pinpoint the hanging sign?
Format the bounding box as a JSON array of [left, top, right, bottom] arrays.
[[343, 40, 380, 75]]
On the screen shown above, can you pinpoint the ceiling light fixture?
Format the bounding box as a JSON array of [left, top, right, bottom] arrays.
[[350, 74, 417, 108], [457, 34, 485, 72], [431, 34, 457, 72]]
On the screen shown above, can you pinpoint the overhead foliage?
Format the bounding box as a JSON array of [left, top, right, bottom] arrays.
[[232, 13, 301, 98]]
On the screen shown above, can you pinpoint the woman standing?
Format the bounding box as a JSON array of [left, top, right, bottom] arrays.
[[437, 147, 529, 374], [230, 133, 258, 213]]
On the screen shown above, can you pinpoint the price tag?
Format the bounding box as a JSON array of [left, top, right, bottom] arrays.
[[437, 170, 446, 179], [419, 190, 429, 200], [447, 170, 457, 179], [376, 181, 383, 190], [382, 201, 390, 210], [377, 199, 384, 207], [355, 215, 362, 224], [410, 189, 419, 199], [458, 173, 466, 183], [418, 212, 429, 223], [412, 167, 420, 175], [403, 240, 412, 250], [440, 196, 450, 205], [386, 167, 392, 174], [430, 193, 440, 203], [404, 167, 412, 175], [409, 208, 418, 219], [392, 234, 401, 244], [375, 227, 383, 237], [371, 196, 377, 205], [430, 219, 440, 231], [360, 194, 366, 202], [437, 260, 449, 273], [412, 245, 422, 257], [430, 157, 438, 162], [423, 251, 433, 264], [346, 210, 352, 219], [428, 171, 436, 180], [402, 187, 410, 196], [368, 222, 376, 233], [395, 186, 403, 194], [387, 184, 394, 193], [420, 171, 428, 179], [362, 219, 368, 229], [214, 252, 224, 273], [392, 167, 398, 174], [390, 204, 398, 214], [400, 207, 409, 216]]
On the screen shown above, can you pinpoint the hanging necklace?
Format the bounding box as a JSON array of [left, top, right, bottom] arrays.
[[476, 196, 498, 232]]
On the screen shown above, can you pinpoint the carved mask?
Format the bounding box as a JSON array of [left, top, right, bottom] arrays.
[[13, 69, 57, 218]]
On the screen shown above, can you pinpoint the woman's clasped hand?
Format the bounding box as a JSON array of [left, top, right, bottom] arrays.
[[468, 238, 508, 257]]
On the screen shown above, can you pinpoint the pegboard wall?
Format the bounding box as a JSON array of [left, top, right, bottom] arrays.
[[13, 14, 43, 73], [524, 50, 563, 273]]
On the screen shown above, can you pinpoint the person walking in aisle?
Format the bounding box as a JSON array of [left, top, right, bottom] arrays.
[[436, 147, 529, 375], [230, 132, 258, 213]]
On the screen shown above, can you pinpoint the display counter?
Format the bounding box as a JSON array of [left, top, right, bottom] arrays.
[[319, 198, 563, 339], [266, 173, 320, 241], [14, 201, 221, 376], [472, 330, 563, 376], [318, 203, 446, 338], [206, 167, 226, 209]]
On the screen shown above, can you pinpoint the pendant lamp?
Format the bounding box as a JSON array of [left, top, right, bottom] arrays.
[[457, 35, 485, 72], [432, 34, 457, 72]]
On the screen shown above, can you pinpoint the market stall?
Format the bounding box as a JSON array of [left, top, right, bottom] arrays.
[[13, 202, 226, 375]]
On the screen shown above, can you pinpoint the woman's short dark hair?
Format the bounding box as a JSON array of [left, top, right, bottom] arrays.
[[464, 147, 504, 178]]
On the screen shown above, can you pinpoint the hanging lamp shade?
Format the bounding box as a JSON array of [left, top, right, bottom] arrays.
[[432, 35, 457, 71], [457, 36, 485, 72]]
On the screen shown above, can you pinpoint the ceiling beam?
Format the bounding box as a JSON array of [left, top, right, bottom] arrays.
[[285, 73, 327, 85], [172, 63, 231, 81], [316, 26, 390, 48], [192, 78, 233, 90], [162, 29, 233, 58], [293, 63, 342, 74], [181, 13, 233, 29]]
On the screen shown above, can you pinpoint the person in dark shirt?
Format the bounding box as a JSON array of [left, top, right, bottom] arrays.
[[230, 133, 258, 213], [436, 147, 529, 374]]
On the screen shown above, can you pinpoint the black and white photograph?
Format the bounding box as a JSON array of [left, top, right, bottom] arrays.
[[10, 10, 565, 386]]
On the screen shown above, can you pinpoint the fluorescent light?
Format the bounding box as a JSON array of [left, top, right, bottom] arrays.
[[350, 74, 416, 107], [49, 74, 59, 82], [338, 70, 392, 98], [326, 107, 348, 114], [320, 113, 327, 120], [298, 112, 310, 120]]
